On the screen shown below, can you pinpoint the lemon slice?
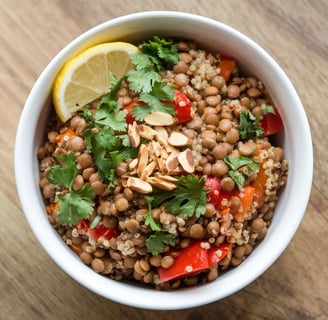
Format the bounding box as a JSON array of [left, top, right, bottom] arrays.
[[53, 42, 139, 122]]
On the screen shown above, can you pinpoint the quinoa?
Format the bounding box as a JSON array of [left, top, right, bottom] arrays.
[[38, 38, 288, 290]]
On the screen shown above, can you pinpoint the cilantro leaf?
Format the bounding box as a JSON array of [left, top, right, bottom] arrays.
[[152, 175, 209, 218], [224, 156, 260, 190], [238, 111, 264, 140], [130, 53, 153, 70], [139, 36, 179, 70], [144, 196, 162, 231], [95, 103, 127, 131], [224, 156, 259, 171], [126, 67, 161, 93], [47, 152, 77, 188], [132, 93, 175, 122], [57, 185, 95, 225], [107, 73, 124, 100], [85, 128, 135, 186], [261, 104, 275, 115], [145, 231, 175, 255], [150, 81, 175, 100], [228, 171, 245, 190]]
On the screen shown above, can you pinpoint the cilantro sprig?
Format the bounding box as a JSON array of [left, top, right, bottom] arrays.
[[85, 128, 137, 187], [238, 111, 264, 140], [151, 175, 209, 218], [137, 36, 180, 71], [47, 152, 95, 225], [145, 231, 175, 256], [126, 36, 179, 121], [224, 156, 260, 190]]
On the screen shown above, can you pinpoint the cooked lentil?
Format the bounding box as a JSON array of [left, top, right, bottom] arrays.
[[38, 38, 288, 290]]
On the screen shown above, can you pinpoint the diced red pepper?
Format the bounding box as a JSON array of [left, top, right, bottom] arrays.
[[261, 108, 284, 136], [207, 242, 232, 266], [87, 222, 120, 241], [172, 90, 193, 123], [219, 56, 236, 83], [204, 176, 232, 210], [157, 241, 231, 282], [76, 219, 90, 233]]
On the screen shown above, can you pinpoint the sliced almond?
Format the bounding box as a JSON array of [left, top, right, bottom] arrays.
[[151, 140, 162, 158], [137, 124, 158, 140], [144, 112, 174, 126], [155, 174, 178, 183], [156, 157, 166, 174], [128, 121, 140, 148], [168, 131, 189, 146], [127, 177, 152, 194], [178, 148, 195, 173], [129, 158, 138, 171], [141, 161, 157, 179], [165, 152, 179, 172], [154, 126, 168, 146], [137, 144, 149, 178], [147, 177, 177, 191]]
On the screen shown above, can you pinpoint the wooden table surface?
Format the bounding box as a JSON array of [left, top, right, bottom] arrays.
[[1, 0, 327, 319]]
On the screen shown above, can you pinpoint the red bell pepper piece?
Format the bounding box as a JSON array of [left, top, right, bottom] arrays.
[[76, 219, 90, 233], [261, 108, 284, 136], [219, 56, 236, 83], [204, 176, 232, 210], [207, 242, 232, 266], [171, 90, 193, 123], [157, 241, 231, 282], [88, 221, 120, 241]]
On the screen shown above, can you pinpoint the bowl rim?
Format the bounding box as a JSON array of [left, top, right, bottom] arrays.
[[14, 11, 313, 310]]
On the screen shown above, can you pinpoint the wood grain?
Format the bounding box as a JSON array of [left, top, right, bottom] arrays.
[[1, 0, 327, 319]]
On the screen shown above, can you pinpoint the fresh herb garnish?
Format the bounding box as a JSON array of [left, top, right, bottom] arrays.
[[94, 100, 127, 131], [85, 128, 137, 187], [126, 36, 179, 121], [90, 215, 101, 229], [144, 195, 162, 231], [138, 36, 180, 71], [261, 104, 275, 115], [145, 231, 175, 256], [151, 175, 209, 218], [132, 82, 176, 121], [126, 67, 161, 94], [47, 152, 77, 189], [224, 156, 260, 189], [238, 111, 264, 140], [47, 152, 95, 225], [57, 186, 95, 225]]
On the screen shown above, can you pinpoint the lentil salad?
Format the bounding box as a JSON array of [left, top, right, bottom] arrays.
[[38, 37, 288, 289]]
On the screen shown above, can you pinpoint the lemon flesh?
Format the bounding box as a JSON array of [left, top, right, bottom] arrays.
[[53, 42, 139, 122]]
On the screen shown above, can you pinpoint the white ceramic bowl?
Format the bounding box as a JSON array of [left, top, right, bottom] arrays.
[[15, 11, 313, 310]]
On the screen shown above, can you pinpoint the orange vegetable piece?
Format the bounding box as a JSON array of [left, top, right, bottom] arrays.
[[219, 56, 236, 82], [45, 203, 58, 215], [233, 186, 255, 222], [54, 127, 76, 144], [252, 160, 268, 208]]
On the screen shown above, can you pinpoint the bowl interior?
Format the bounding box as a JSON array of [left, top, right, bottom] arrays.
[[15, 11, 313, 310]]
